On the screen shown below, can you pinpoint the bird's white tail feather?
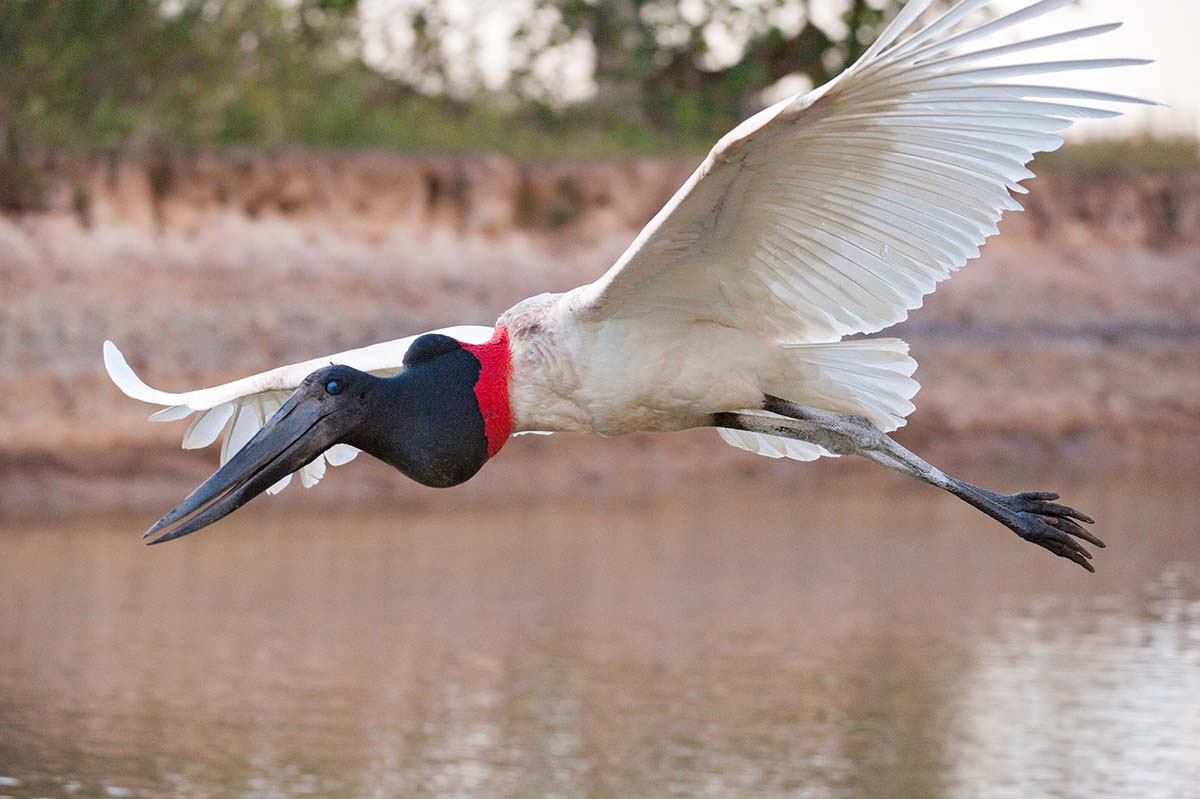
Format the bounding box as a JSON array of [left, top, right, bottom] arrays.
[[718, 338, 919, 462], [775, 338, 919, 431]]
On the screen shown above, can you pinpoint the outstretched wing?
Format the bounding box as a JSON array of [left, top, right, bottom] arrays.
[[104, 326, 495, 493], [570, 0, 1153, 344]]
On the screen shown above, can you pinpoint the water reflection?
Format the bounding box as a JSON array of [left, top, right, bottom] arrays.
[[1, 470, 1197, 798]]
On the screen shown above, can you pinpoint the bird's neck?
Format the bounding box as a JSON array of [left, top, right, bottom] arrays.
[[459, 325, 513, 458]]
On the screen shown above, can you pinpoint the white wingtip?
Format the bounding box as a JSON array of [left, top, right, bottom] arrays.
[[266, 473, 293, 495], [325, 444, 361, 466], [862, 0, 935, 62], [103, 340, 185, 406], [148, 405, 194, 422], [182, 403, 235, 449]]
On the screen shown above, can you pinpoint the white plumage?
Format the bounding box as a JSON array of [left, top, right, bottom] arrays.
[[106, 0, 1150, 493], [572, 0, 1147, 346]]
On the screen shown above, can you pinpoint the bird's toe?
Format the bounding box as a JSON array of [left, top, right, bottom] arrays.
[[987, 489, 1103, 572]]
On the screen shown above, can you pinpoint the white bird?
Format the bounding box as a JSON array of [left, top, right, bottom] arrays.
[[106, 0, 1151, 570]]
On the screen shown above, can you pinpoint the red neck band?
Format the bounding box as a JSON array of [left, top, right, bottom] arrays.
[[459, 325, 512, 459]]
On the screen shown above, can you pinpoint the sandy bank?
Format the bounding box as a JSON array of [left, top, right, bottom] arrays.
[[1, 152, 1198, 517]]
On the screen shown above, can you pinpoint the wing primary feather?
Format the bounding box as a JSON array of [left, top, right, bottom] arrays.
[[808, 130, 1037, 185], [930, 58, 1152, 82], [820, 128, 1039, 173], [300, 454, 326, 488], [790, 163, 1002, 234], [850, 97, 1124, 120], [977, 84, 1160, 106], [149, 405, 193, 422], [800, 148, 1024, 208], [182, 403, 235, 449], [919, 23, 1124, 69], [325, 444, 361, 466], [860, 0, 936, 62], [804, 143, 1029, 196], [886, 0, 994, 60], [897, 84, 1153, 106], [900, 0, 1078, 62], [267, 473, 293, 495], [219, 402, 245, 465]]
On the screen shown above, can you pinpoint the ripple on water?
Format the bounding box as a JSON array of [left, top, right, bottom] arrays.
[[0, 470, 1197, 799]]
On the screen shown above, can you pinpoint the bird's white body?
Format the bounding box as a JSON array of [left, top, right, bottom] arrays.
[[502, 291, 772, 435], [106, 0, 1152, 490], [500, 290, 915, 442]]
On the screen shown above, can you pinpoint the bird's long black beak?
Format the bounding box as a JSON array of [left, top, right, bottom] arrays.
[[143, 391, 344, 544]]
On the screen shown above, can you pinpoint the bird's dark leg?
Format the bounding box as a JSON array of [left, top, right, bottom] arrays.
[[711, 396, 1103, 572]]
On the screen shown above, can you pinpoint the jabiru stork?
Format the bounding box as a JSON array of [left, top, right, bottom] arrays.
[[105, 0, 1150, 570]]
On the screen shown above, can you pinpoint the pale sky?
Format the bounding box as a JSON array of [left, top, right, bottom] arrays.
[[360, 0, 1200, 141], [1000, 0, 1198, 139]]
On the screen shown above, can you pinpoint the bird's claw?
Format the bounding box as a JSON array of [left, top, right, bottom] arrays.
[[988, 490, 1104, 573]]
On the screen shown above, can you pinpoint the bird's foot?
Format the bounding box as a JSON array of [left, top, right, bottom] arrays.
[[971, 488, 1103, 572]]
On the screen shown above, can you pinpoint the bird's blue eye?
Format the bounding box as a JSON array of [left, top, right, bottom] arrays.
[[325, 379, 342, 395]]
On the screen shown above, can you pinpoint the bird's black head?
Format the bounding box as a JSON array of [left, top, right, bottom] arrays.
[[144, 332, 508, 543], [345, 334, 490, 488]]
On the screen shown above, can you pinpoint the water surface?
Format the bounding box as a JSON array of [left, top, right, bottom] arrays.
[[1, 471, 1198, 798]]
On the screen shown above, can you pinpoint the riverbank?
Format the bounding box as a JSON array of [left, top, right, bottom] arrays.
[[2, 152, 1198, 517]]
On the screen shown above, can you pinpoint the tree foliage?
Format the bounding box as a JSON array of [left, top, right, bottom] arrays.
[[0, 0, 929, 160], [0, 0, 368, 153], [511, 0, 919, 138]]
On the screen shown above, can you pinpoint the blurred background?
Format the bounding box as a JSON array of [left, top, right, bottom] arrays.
[[1, 1, 1198, 798]]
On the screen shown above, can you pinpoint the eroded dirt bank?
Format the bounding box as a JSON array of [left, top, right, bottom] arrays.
[[2, 152, 1198, 517]]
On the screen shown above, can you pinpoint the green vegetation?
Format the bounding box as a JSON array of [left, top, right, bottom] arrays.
[[1, 0, 373, 153], [0, 0, 937, 160], [0, 0, 1193, 183], [1035, 137, 1200, 174]]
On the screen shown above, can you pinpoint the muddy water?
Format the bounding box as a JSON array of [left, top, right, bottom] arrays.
[[1, 470, 1198, 799]]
